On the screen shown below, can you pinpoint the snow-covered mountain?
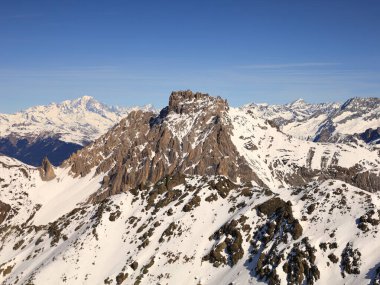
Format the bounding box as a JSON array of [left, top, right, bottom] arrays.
[[0, 95, 154, 145], [0, 96, 155, 166], [0, 91, 379, 285], [245, 97, 380, 144]]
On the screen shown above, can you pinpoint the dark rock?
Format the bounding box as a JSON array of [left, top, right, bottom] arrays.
[[341, 242, 361, 276], [328, 253, 339, 263], [0, 200, 11, 224], [39, 157, 56, 181], [130, 261, 138, 271], [66, 91, 267, 201]]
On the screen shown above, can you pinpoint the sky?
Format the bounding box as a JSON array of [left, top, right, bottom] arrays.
[[1, 0, 380, 112]]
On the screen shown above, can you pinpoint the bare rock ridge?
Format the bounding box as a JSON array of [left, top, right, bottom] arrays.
[[167, 90, 228, 114], [64, 90, 380, 201], [67, 90, 265, 201], [39, 157, 56, 181], [0, 200, 11, 225]]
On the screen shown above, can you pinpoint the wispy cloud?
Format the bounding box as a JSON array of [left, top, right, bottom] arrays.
[[237, 62, 340, 69]]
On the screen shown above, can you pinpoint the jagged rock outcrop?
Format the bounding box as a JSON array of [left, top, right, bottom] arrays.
[[66, 90, 265, 200], [283, 165, 380, 193], [39, 157, 56, 181], [0, 201, 11, 224], [320, 165, 380, 193], [63, 90, 380, 201]]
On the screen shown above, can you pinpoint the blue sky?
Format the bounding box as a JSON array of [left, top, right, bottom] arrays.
[[1, 0, 380, 112]]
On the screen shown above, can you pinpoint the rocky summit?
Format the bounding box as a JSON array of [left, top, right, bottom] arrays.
[[0, 91, 379, 285]]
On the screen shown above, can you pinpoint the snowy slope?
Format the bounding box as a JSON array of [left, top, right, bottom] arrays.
[[229, 106, 380, 190], [0, 158, 379, 285]]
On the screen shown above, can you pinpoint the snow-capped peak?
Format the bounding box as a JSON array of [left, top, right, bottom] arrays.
[[0, 96, 156, 146], [243, 97, 379, 144], [288, 98, 306, 107]]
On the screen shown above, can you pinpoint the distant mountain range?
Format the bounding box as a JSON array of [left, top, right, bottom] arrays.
[[244, 97, 380, 144], [0, 91, 379, 285], [1, 95, 379, 167], [0, 96, 155, 166]]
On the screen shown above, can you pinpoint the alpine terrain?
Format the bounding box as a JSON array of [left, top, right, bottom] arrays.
[[245, 97, 380, 144], [0, 96, 154, 166], [0, 91, 379, 285]]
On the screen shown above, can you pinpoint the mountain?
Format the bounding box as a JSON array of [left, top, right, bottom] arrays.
[[245, 97, 380, 144], [0, 91, 379, 285], [0, 96, 155, 166]]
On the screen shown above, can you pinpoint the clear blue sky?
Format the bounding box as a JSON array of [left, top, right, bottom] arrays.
[[1, 0, 380, 112]]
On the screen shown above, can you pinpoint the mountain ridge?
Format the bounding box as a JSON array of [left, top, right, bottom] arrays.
[[0, 95, 155, 145], [0, 91, 379, 284], [245, 97, 380, 143], [0, 96, 156, 166]]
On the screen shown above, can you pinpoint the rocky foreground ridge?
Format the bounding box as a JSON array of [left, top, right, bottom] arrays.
[[0, 91, 379, 285]]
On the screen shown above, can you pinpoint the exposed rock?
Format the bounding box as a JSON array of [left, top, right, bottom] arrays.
[[182, 195, 201, 212], [284, 164, 380, 193], [115, 272, 128, 285], [357, 209, 380, 233], [327, 253, 339, 263], [130, 261, 138, 271], [39, 157, 56, 181], [371, 266, 380, 285], [0, 201, 11, 224], [282, 238, 320, 285], [341, 242, 361, 276], [256, 197, 303, 240], [66, 91, 265, 201], [204, 219, 244, 267], [256, 197, 291, 217], [320, 165, 380, 193]]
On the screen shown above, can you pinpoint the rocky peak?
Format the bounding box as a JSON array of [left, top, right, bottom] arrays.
[[168, 90, 228, 115], [39, 157, 56, 181], [289, 98, 306, 107], [66, 91, 264, 201]]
